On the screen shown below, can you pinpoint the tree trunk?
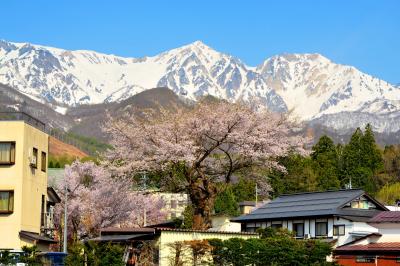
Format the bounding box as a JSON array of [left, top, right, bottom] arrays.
[[188, 176, 218, 230]]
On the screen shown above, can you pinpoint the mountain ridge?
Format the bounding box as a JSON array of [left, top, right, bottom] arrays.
[[1, 39, 399, 134]]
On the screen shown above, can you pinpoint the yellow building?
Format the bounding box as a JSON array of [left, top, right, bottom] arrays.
[[95, 227, 258, 265], [0, 112, 59, 251]]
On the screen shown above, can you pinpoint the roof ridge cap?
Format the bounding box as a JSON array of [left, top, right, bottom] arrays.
[[279, 189, 363, 197]]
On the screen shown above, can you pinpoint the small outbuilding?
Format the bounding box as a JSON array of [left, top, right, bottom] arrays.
[[91, 227, 258, 265]]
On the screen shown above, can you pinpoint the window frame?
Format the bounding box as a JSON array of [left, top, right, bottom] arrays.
[[0, 141, 16, 165], [271, 222, 283, 230], [0, 190, 14, 214], [315, 221, 328, 237], [355, 256, 375, 263], [41, 151, 47, 172], [293, 222, 305, 238], [245, 222, 258, 232], [333, 224, 345, 236], [170, 199, 177, 209]]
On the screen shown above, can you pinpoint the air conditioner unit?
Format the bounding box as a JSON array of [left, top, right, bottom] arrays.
[[304, 234, 311, 239], [29, 156, 37, 167]]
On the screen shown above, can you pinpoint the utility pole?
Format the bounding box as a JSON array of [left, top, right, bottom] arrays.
[[142, 173, 147, 227], [255, 183, 258, 206], [63, 185, 68, 253]]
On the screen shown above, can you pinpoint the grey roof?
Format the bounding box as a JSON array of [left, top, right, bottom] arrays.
[[90, 233, 151, 242], [19, 231, 57, 243], [239, 201, 256, 207], [232, 189, 387, 222]]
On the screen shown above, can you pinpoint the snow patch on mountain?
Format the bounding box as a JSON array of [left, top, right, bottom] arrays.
[[1, 39, 399, 132]]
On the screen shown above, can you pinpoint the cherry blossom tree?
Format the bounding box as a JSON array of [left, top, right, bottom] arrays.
[[54, 161, 165, 240], [104, 101, 307, 229]]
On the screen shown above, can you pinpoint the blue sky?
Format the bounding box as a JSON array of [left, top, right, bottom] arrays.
[[2, 1, 399, 83]]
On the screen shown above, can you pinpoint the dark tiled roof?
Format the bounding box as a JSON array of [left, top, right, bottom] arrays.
[[232, 189, 387, 222], [100, 227, 257, 236], [19, 231, 57, 243], [47, 187, 61, 204], [101, 227, 155, 234], [91, 233, 151, 242], [239, 201, 256, 207], [369, 211, 400, 223], [155, 227, 257, 235], [336, 242, 400, 251]]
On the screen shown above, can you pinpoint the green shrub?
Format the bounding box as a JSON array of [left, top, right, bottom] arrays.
[[208, 230, 334, 266], [65, 241, 124, 266]]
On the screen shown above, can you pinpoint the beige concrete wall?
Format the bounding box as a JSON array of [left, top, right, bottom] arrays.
[[0, 122, 25, 249], [0, 122, 49, 250], [159, 230, 257, 266], [211, 215, 241, 232]]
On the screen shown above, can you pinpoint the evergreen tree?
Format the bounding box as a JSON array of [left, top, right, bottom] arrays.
[[311, 135, 337, 163], [362, 124, 384, 172], [311, 135, 340, 190], [341, 128, 364, 185], [343, 128, 364, 169], [340, 125, 383, 194], [268, 155, 318, 197], [214, 185, 239, 216], [232, 178, 257, 203]]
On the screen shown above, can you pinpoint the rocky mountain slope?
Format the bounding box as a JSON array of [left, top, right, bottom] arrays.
[[0, 83, 74, 129], [0, 39, 399, 134]]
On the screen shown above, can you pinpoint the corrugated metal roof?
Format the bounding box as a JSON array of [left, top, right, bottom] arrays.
[[232, 189, 386, 222], [369, 211, 400, 223]]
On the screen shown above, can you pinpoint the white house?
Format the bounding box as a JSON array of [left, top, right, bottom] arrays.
[[334, 211, 400, 265], [232, 189, 388, 247]]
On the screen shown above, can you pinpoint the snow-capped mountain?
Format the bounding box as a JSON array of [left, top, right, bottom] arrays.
[[0, 39, 399, 133], [257, 53, 400, 120]]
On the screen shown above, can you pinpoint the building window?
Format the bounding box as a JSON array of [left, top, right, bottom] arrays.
[[345, 196, 377, 210], [271, 222, 282, 230], [171, 200, 177, 209], [356, 256, 375, 263], [315, 221, 328, 236], [245, 222, 257, 232], [0, 142, 16, 165], [31, 148, 38, 168], [41, 152, 47, 172], [293, 223, 304, 237], [333, 225, 345, 236], [178, 200, 185, 207], [0, 191, 14, 213]]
